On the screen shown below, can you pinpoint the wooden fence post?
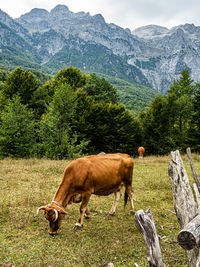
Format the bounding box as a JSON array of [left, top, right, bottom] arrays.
[[134, 209, 165, 267], [186, 147, 200, 194], [168, 150, 200, 267], [178, 214, 200, 250]]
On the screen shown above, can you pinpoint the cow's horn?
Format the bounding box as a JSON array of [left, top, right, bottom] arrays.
[[53, 208, 58, 222], [37, 206, 46, 215]]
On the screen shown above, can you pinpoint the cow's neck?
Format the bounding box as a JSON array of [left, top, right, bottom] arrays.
[[52, 182, 71, 208], [52, 166, 75, 208]]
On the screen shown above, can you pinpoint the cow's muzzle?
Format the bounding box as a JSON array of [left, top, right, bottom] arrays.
[[49, 231, 57, 236]]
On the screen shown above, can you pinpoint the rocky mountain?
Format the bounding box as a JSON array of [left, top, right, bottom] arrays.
[[132, 25, 169, 39], [1, 5, 200, 94], [132, 24, 200, 92]]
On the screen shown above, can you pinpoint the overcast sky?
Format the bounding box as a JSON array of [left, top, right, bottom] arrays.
[[1, 0, 200, 30]]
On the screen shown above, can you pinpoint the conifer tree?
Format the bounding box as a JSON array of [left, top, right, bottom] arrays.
[[2, 67, 39, 105], [0, 96, 36, 158]]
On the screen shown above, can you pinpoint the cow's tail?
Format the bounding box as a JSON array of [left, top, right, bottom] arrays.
[[124, 191, 128, 207]]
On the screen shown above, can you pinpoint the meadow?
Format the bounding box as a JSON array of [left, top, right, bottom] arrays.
[[0, 154, 199, 266]]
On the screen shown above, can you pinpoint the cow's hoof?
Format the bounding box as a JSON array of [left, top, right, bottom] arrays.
[[73, 224, 83, 231], [49, 231, 57, 236], [129, 210, 135, 215], [90, 209, 98, 213]]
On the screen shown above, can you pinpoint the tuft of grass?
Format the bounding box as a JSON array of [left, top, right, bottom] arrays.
[[1, 155, 199, 266]]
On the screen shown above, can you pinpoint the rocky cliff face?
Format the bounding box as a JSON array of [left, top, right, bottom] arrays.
[[132, 24, 200, 92], [1, 5, 200, 94], [16, 5, 140, 58]]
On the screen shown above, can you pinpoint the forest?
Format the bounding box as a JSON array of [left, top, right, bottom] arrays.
[[0, 66, 199, 159]]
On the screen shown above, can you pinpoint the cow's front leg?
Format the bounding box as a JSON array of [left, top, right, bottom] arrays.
[[108, 190, 121, 215], [73, 192, 91, 230]]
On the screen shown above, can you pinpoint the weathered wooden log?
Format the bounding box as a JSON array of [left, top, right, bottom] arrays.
[[193, 183, 200, 208], [168, 150, 200, 267], [168, 150, 197, 228], [178, 214, 200, 250], [134, 209, 165, 267], [187, 147, 200, 195]]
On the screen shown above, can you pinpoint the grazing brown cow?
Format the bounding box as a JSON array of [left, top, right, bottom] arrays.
[[138, 146, 145, 158], [37, 153, 134, 235]]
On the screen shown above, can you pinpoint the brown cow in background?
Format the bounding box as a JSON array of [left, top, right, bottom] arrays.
[[37, 153, 134, 235], [138, 146, 145, 158]]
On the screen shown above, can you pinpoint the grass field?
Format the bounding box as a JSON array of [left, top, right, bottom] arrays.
[[0, 154, 199, 266]]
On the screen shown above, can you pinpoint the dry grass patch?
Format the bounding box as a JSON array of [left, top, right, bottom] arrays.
[[1, 154, 199, 266]]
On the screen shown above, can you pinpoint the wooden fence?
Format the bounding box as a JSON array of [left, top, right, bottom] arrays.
[[134, 148, 200, 267], [108, 149, 200, 267]]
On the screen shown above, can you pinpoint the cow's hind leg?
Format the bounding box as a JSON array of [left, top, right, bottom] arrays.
[[108, 190, 121, 215], [74, 192, 91, 230], [84, 206, 90, 219], [125, 184, 135, 214]]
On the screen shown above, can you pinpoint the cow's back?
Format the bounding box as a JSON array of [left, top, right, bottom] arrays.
[[77, 154, 133, 195]]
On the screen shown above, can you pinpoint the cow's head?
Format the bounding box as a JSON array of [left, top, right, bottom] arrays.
[[37, 204, 67, 235], [138, 147, 145, 158]]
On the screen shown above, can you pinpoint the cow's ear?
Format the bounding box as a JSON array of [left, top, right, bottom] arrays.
[[57, 207, 67, 215], [60, 209, 67, 215]]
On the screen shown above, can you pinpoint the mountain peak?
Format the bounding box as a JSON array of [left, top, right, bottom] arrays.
[[21, 8, 49, 19], [0, 9, 13, 20], [93, 14, 105, 23], [132, 24, 169, 39], [50, 5, 70, 14], [179, 23, 199, 34]]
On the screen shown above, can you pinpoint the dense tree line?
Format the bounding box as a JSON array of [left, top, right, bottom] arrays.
[[140, 70, 200, 154], [0, 66, 142, 158], [0, 67, 199, 159]]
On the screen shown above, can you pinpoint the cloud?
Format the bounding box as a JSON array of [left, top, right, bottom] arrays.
[[103, 0, 200, 29]]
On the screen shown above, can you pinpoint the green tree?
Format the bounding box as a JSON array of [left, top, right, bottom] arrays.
[[30, 81, 56, 119], [39, 84, 89, 159], [0, 68, 9, 83], [0, 91, 9, 117], [2, 67, 39, 105], [167, 69, 194, 148], [169, 69, 194, 97], [139, 95, 176, 154], [140, 70, 195, 155], [52, 66, 88, 90], [73, 90, 141, 154], [188, 82, 200, 151], [0, 96, 36, 158], [72, 88, 94, 141], [83, 73, 118, 103]]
